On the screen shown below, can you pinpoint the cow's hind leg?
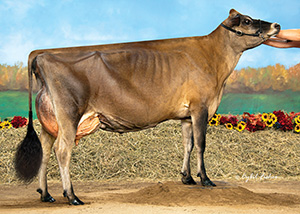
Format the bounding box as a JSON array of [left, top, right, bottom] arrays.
[[37, 128, 56, 202], [54, 121, 84, 205], [180, 120, 197, 185]]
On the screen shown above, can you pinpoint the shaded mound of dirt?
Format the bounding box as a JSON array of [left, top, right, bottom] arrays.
[[118, 181, 300, 207]]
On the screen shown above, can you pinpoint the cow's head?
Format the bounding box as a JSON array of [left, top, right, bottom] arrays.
[[222, 9, 280, 51]]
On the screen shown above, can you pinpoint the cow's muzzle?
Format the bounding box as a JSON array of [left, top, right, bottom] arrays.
[[268, 22, 281, 36]]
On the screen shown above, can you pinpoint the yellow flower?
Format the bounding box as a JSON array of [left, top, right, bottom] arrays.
[[269, 113, 277, 123], [265, 120, 273, 127], [295, 116, 300, 125], [209, 114, 221, 126], [262, 113, 269, 121], [209, 118, 219, 126], [295, 124, 300, 133], [235, 121, 247, 132], [262, 113, 277, 128], [211, 114, 221, 121], [0, 121, 12, 129], [225, 123, 233, 130]]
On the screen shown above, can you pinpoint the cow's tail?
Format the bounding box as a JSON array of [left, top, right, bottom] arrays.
[[14, 57, 43, 183]]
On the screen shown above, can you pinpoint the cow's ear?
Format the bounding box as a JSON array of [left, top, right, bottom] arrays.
[[230, 14, 241, 27], [227, 9, 241, 27], [229, 9, 239, 16]]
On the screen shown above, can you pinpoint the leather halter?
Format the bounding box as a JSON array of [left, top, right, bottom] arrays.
[[221, 19, 265, 40]]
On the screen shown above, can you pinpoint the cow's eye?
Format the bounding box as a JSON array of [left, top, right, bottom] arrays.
[[244, 19, 252, 25]]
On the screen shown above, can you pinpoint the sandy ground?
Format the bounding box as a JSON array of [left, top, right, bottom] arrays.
[[0, 180, 300, 214]]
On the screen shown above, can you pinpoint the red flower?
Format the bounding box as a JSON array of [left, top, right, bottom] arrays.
[[219, 115, 238, 126], [10, 116, 28, 128], [242, 112, 265, 132], [220, 116, 229, 124], [227, 115, 238, 126], [273, 110, 293, 131]]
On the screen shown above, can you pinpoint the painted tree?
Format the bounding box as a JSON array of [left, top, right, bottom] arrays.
[[287, 63, 300, 91], [271, 63, 289, 91]]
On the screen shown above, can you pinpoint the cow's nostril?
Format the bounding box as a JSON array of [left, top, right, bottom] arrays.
[[274, 23, 281, 30]]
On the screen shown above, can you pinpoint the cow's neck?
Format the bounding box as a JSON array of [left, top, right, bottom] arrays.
[[205, 25, 243, 90]]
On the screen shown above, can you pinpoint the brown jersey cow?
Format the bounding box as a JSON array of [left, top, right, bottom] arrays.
[[15, 9, 280, 205]]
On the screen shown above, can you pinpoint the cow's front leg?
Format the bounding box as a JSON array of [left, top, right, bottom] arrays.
[[180, 120, 196, 185], [192, 109, 216, 187], [54, 129, 84, 205]]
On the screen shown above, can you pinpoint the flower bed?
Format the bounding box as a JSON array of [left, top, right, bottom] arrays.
[[209, 110, 300, 133], [0, 116, 28, 129], [1, 111, 300, 134]]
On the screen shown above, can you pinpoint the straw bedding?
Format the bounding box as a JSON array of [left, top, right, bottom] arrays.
[[0, 120, 299, 184]]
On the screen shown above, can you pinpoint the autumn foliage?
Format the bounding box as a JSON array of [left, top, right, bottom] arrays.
[[0, 62, 299, 93], [226, 63, 300, 93], [0, 62, 39, 91]]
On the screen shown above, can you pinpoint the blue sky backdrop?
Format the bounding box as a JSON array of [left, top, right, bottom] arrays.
[[0, 0, 299, 69]]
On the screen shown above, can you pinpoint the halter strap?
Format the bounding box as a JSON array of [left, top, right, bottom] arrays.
[[220, 19, 264, 39]]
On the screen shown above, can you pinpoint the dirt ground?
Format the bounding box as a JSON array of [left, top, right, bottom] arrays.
[[0, 180, 300, 214]]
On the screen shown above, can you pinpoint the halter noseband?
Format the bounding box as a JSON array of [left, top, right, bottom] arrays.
[[221, 19, 265, 40]]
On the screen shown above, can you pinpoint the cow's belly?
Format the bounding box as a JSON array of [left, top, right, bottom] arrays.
[[93, 112, 160, 133], [36, 89, 101, 144]]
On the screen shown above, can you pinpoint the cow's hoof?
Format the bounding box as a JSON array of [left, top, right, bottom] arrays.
[[37, 189, 56, 203], [63, 190, 84, 205], [181, 175, 197, 185], [201, 179, 216, 187], [69, 196, 84, 205], [42, 194, 56, 203]]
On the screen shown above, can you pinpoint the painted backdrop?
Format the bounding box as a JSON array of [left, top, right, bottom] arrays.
[[0, 62, 299, 119]]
